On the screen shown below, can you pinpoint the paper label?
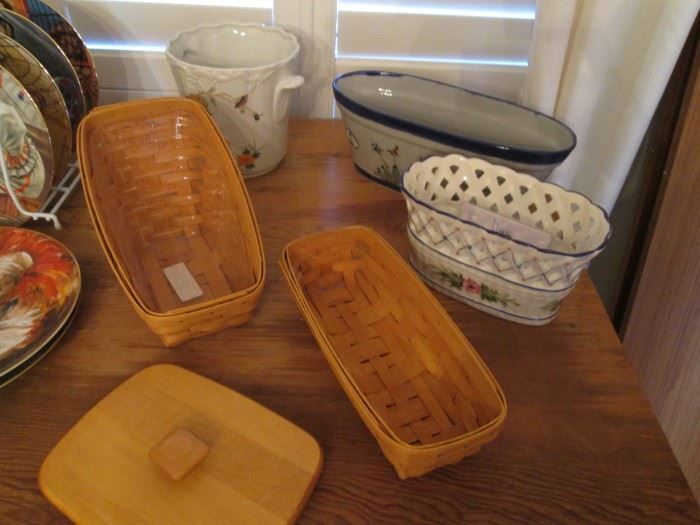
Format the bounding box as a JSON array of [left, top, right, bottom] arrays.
[[163, 262, 204, 302], [460, 202, 551, 249]]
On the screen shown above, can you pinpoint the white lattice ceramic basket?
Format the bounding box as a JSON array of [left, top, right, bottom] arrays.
[[402, 154, 611, 325]]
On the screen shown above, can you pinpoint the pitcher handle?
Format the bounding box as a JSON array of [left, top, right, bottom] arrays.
[[272, 75, 304, 123]]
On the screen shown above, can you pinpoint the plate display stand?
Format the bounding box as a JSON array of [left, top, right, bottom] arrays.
[[1, 148, 80, 230]]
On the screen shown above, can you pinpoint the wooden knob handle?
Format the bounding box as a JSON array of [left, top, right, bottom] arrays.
[[149, 428, 209, 481]]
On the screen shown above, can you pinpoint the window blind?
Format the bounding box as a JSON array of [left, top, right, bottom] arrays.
[[49, 0, 534, 112], [335, 0, 535, 102]]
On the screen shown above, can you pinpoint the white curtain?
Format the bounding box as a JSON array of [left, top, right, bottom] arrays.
[[521, 0, 699, 213]]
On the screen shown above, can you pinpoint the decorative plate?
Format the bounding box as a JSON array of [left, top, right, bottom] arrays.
[[0, 65, 52, 225], [0, 33, 70, 184], [0, 227, 80, 377], [0, 8, 86, 134], [0, 296, 76, 388], [0, 0, 98, 111]]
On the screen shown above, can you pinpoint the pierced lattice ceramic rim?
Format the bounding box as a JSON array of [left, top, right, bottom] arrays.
[[401, 154, 612, 258]]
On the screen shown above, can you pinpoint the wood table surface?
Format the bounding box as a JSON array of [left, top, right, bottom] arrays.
[[1, 119, 698, 524]]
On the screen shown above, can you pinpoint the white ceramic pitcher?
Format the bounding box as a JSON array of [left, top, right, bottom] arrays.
[[166, 23, 304, 178]]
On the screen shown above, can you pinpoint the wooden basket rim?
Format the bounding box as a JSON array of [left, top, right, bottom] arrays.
[[281, 255, 506, 451], [78, 97, 266, 318], [280, 225, 507, 451]]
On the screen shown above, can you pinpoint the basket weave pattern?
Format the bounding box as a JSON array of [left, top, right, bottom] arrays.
[[403, 155, 610, 324], [79, 98, 265, 346], [282, 226, 506, 478]]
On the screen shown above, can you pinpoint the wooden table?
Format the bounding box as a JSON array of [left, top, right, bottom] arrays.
[[1, 120, 698, 524]]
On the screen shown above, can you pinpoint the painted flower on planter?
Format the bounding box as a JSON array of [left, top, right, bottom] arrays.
[[236, 144, 261, 170], [462, 278, 481, 294], [371, 141, 401, 182], [542, 299, 562, 313], [431, 266, 520, 308], [345, 128, 359, 149]]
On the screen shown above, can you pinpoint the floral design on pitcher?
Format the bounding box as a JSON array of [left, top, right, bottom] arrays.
[[236, 144, 262, 170], [372, 142, 401, 182], [187, 89, 262, 121], [234, 95, 262, 121], [431, 266, 520, 308]]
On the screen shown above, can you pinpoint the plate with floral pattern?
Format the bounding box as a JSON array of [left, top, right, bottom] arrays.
[[0, 227, 80, 378], [0, 7, 86, 135], [0, 33, 71, 184], [0, 0, 98, 111], [0, 65, 52, 225]]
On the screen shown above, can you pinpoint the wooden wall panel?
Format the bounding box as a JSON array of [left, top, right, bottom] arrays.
[[623, 35, 700, 501]]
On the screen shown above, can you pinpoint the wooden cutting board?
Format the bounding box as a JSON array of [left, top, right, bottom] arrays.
[[39, 365, 322, 524]]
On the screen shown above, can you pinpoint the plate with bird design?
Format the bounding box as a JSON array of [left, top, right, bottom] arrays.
[[0, 294, 77, 387], [0, 8, 86, 137], [0, 36, 71, 186], [0, 227, 80, 379], [0, 0, 98, 111], [0, 65, 53, 225]]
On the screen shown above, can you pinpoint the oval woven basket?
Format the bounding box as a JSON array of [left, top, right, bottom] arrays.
[[281, 225, 506, 479], [78, 98, 265, 346], [402, 154, 610, 325]]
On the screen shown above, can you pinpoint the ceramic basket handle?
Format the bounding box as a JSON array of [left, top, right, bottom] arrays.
[[272, 75, 304, 123]]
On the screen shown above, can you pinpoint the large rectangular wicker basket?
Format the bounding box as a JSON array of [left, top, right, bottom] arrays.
[[78, 98, 265, 347], [281, 225, 506, 479]]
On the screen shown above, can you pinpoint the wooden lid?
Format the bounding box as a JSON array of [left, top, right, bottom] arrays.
[[39, 365, 322, 524]]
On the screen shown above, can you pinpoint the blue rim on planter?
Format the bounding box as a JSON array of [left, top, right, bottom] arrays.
[[332, 71, 577, 166]]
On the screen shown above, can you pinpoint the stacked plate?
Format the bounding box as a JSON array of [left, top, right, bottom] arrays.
[[0, 0, 97, 225], [0, 227, 81, 387]]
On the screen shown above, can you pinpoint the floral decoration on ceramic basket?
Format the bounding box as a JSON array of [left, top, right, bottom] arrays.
[[401, 154, 611, 325]]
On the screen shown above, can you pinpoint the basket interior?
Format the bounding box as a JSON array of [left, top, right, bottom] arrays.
[[81, 101, 261, 313], [287, 227, 503, 446], [404, 156, 610, 255]]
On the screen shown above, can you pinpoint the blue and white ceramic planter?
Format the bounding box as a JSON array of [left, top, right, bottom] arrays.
[[333, 71, 577, 190]]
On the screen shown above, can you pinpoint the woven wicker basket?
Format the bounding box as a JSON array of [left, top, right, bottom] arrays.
[[402, 154, 610, 325], [78, 98, 265, 346], [281, 226, 506, 479]]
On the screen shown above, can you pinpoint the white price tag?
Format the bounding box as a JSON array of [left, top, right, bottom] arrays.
[[460, 202, 551, 249], [163, 263, 204, 302]]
